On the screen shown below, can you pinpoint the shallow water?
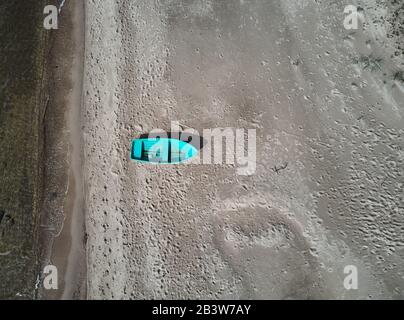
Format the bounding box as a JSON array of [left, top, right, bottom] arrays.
[[0, 0, 47, 299]]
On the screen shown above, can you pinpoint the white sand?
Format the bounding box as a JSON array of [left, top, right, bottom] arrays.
[[82, 0, 404, 299]]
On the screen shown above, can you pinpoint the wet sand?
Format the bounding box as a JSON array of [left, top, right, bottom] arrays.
[[60, 0, 86, 298], [40, 0, 86, 300]]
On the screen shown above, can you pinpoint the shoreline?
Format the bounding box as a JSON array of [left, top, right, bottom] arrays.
[[40, 0, 86, 300]]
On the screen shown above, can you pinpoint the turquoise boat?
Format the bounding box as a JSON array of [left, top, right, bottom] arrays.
[[130, 138, 198, 164]]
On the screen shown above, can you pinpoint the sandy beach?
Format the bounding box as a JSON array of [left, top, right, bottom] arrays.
[[82, 0, 404, 299], [1, 0, 403, 300]]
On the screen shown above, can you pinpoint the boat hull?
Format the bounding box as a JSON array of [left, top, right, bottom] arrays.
[[130, 138, 198, 164]]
